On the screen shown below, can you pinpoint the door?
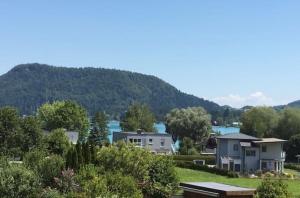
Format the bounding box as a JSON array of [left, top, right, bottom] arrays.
[[230, 161, 234, 171]]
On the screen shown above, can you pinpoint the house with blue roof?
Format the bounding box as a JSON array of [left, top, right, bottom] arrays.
[[216, 133, 286, 173]]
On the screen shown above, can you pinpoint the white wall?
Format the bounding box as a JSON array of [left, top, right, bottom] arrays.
[[259, 143, 284, 160]]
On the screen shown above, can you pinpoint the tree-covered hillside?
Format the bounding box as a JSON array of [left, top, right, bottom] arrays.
[[0, 63, 223, 119]]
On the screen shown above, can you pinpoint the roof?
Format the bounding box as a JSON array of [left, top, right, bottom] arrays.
[[253, 138, 287, 143], [180, 182, 255, 196], [114, 131, 172, 137], [217, 133, 259, 140]]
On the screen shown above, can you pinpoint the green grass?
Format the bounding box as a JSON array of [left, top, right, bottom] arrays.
[[176, 167, 300, 197]]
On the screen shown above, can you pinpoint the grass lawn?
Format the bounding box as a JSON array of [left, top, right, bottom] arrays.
[[176, 167, 300, 197]]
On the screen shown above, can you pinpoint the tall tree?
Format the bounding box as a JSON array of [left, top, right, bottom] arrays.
[[275, 108, 300, 140], [89, 112, 109, 146], [165, 107, 211, 142], [285, 134, 300, 162], [45, 128, 70, 156], [0, 107, 22, 157], [38, 100, 89, 141], [120, 103, 156, 132], [240, 106, 279, 138], [20, 116, 43, 152]]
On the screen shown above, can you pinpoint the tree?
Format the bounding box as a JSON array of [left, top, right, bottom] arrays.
[[89, 112, 109, 146], [178, 137, 198, 155], [45, 128, 70, 156], [0, 165, 40, 198], [240, 107, 279, 138], [66, 147, 79, 170], [20, 116, 43, 152], [256, 178, 291, 198], [165, 107, 211, 142], [285, 134, 300, 162], [120, 103, 156, 132], [275, 108, 300, 140], [82, 142, 91, 164], [75, 142, 83, 165], [95, 143, 179, 197], [38, 155, 65, 187], [38, 100, 89, 141], [0, 107, 22, 157]]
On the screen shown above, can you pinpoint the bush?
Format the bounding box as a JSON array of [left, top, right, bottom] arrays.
[[256, 178, 292, 198], [175, 161, 239, 178], [173, 155, 215, 165], [285, 163, 300, 171], [38, 155, 65, 187], [0, 165, 40, 198]]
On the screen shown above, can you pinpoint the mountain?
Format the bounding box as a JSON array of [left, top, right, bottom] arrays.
[[0, 63, 223, 120], [286, 100, 300, 108]]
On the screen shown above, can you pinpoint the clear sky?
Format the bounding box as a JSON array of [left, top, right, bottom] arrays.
[[1, 1, 300, 108]]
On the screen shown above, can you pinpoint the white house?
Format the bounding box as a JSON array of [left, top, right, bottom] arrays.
[[216, 133, 286, 173]]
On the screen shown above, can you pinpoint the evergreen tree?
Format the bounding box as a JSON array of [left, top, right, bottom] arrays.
[[90, 142, 96, 164], [89, 112, 109, 146], [76, 142, 83, 166], [72, 147, 79, 170], [83, 142, 91, 164]]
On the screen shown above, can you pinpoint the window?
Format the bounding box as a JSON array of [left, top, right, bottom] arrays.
[[246, 150, 256, 156], [148, 138, 153, 145], [262, 145, 267, 152], [262, 162, 267, 169], [129, 138, 133, 143], [234, 164, 241, 172], [233, 144, 239, 151], [160, 139, 165, 147]]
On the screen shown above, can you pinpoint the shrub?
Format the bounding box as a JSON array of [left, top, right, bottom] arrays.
[[38, 155, 65, 187], [285, 163, 300, 171], [175, 161, 239, 178], [173, 155, 215, 165], [256, 178, 292, 198], [23, 148, 47, 171], [41, 188, 63, 198], [0, 165, 40, 198]]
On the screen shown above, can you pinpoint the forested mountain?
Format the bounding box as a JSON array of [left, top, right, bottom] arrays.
[[0, 63, 224, 120]]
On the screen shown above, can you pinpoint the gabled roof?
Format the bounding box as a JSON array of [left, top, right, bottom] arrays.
[[253, 138, 287, 143], [216, 133, 259, 140]]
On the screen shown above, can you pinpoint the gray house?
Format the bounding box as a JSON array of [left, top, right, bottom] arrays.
[[113, 131, 175, 154], [216, 133, 286, 173]]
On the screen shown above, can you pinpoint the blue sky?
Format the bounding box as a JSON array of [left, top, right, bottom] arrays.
[[0, 1, 300, 107]]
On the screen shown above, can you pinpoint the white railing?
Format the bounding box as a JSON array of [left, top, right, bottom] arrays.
[[281, 152, 286, 159]]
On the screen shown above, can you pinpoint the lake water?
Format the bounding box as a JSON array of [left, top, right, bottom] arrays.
[[108, 121, 240, 143]]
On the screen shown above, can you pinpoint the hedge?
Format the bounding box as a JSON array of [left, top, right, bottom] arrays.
[[175, 160, 239, 178], [173, 155, 215, 165], [285, 163, 300, 171]]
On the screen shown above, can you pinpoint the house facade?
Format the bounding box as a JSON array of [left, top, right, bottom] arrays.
[[216, 133, 286, 173], [113, 131, 175, 154]]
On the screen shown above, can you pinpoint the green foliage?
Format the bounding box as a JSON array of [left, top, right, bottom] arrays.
[[41, 188, 63, 198], [89, 111, 109, 146], [165, 107, 212, 142], [175, 161, 239, 178], [178, 137, 199, 155], [240, 106, 279, 138], [120, 103, 156, 132], [75, 142, 83, 165], [20, 116, 43, 152], [276, 108, 300, 140], [173, 155, 216, 165], [256, 178, 292, 198], [82, 142, 91, 164], [23, 148, 47, 171], [95, 144, 179, 197], [1, 63, 222, 120], [38, 155, 65, 187], [0, 164, 40, 198], [285, 134, 300, 162], [45, 128, 70, 156], [66, 147, 79, 170], [0, 107, 22, 157], [38, 100, 89, 140]]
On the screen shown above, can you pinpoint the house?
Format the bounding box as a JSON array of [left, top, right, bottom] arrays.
[[216, 133, 286, 173], [44, 130, 79, 144], [112, 131, 175, 154], [180, 182, 255, 198]]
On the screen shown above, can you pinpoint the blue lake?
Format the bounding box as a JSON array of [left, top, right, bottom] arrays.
[[108, 121, 240, 143]]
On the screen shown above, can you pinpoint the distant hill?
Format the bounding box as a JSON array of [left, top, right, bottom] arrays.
[[0, 63, 223, 120], [286, 100, 300, 108]]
